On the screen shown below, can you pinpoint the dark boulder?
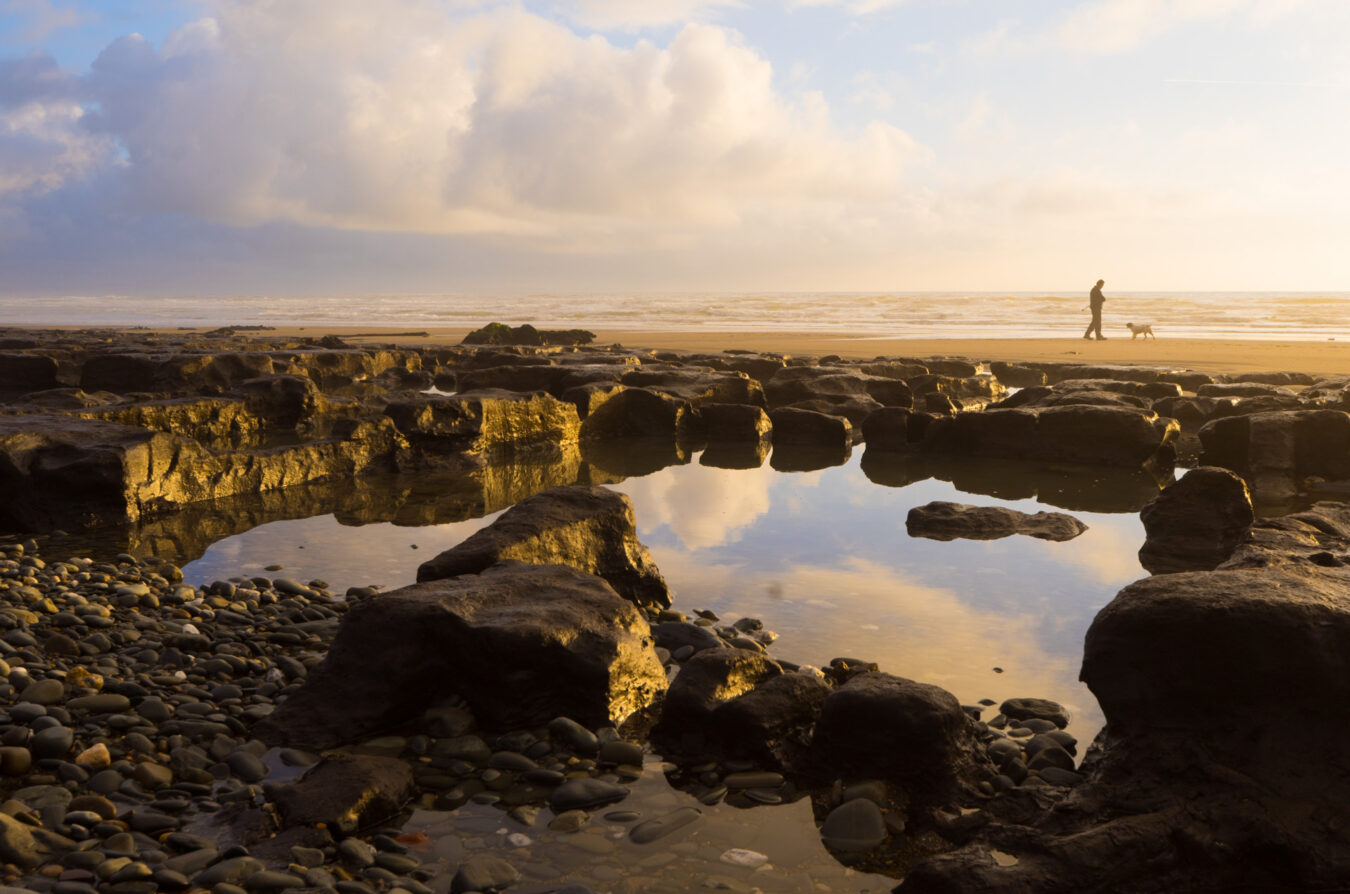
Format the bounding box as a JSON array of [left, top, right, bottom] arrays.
[[988, 361, 1047, 388], [578, 387, 694, 441], [416, 485, 670, 608], [619, 367, 765, 407], [809, 673, 991, 807], [905, 501, 1087, 542], [860, 407, 916, 452], [236, 374, 323, 428], [1199, 409, 1350, 504], [256, 562, 667, 749], [1196, 381, 1296, 399], [697, 403, 772, 442], [652, 648, 782, 756], [923, 405, 1179, 467], [768, 407, 852, 448], [0, 353, 60, 395], [461, 322, 596, 346], [1138, 467, 1253, 573], [270, 753, 416, 834]]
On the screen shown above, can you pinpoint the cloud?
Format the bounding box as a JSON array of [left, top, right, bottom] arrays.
[[551, 0, 745, 30], [790, 0, 909, 14], [611, 460, 775, 550], [1053, 0, 1304, 54], [2, 0, 91, 44], [0, 51, 111, 200], [2, 0, 919, 252]]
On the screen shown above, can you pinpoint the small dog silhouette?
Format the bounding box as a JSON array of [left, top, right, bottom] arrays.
[[1126, 322, 1156, 339]]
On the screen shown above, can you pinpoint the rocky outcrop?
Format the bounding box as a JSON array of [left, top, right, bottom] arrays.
[[79, 351, 276, 395], [0, 353, 61, 396], [762, 367, 913, 413], [415, 485, 670, 608], [619, 367, 765, 407], [256, 562, 667, 749], [651, 648, 784, 758], [768, 407, 852, 448], [1138, 467, 1253, 573], [809, 673, 992, 808], [923, 406, 1178, 468], [698, 403, 772, 442], [1199, 409, 1350, 504], [384, 390, 580, 459], [576, 387, 694, 441], [905, 501, 1087, 542], [0, 414, 403, 531], [461, 322, 596, 346]]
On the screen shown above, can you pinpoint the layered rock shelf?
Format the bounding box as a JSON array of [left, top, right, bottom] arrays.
[[2, 325, 1350, 892]]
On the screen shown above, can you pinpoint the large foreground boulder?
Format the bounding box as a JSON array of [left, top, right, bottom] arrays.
[[1138, 467, 1253, 573], [900, 503, 1350, 893], [416, 485, 669, 608], [256, 562, 667, 749], [906, 501, 1087, 542], [1082, 565, 1350, 734]]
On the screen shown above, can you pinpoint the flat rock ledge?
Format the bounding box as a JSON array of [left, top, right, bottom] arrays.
[[905, 501, 1087, 542]]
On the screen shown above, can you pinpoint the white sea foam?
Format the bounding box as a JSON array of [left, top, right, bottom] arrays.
[[5, 291, 1350, 340]]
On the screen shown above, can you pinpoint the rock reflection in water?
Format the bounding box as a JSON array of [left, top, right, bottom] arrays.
[[43, 445, 1151, 752], [398, 758, 895, 893]]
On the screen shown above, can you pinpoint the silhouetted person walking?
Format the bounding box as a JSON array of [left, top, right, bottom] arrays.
[[1084, 279, 1106, 340]]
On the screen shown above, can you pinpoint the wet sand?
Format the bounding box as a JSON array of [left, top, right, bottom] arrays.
[[241, 327, 1350, 379]]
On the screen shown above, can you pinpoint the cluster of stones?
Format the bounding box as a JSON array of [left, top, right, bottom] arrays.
[[7, 325, 1350, 892]]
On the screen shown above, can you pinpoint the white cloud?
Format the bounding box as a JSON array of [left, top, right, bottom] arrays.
[[1053, 0, 1304, 54], [0, 52, 111, 200], [553, 0, 745, 30], [52, 0, 917, 250], [790, 0, 909, 14]]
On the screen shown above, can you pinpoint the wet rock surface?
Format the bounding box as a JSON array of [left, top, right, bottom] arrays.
[[905, 501, 1088, 542], [1138, 466, 1254, 572], [415, 484, 670, 608], [6, 327, 1350, 892]]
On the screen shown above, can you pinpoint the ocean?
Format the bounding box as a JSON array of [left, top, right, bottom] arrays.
[[5, 291, 1350, 340]]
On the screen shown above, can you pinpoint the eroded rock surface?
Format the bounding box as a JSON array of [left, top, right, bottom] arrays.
[[416, 484, 670, 608], [906, 501, 1087, 542], [256, 562, 667, 749], [1138, 466, 1253, 572]]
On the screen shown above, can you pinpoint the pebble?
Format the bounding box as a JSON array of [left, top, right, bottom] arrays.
[[820, 798, 887, 852]]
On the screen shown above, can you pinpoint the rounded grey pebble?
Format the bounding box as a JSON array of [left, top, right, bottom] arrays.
[[451, 855, 521, 894], [820, 798, 887, 852], [548, 778, 629, 813]]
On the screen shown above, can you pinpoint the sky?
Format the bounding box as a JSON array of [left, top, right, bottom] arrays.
[[1, 0, 1348, 297]]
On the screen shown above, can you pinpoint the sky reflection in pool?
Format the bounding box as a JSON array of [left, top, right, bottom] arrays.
[[183, 449, 1153, 744]]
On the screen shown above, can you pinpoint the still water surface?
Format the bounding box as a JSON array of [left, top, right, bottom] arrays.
[[168, 448, 1158, 891], [180, 450, 1158, 746]]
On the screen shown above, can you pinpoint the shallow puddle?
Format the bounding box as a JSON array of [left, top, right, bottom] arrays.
[[400, 758, 897, 893]]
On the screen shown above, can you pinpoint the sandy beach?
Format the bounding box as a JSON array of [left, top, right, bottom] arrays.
[[232, 326, 1350, 379]]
